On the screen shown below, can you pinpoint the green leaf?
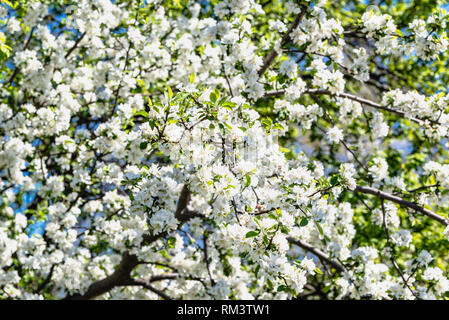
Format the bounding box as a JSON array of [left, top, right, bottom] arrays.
[[314, 221, 324, 237], [244, 174, 251, 187], [245, 230, 260, 238], [261, 118, 273, 127], [222, 101, 236, 109], [189, 73, 195, 84], [167, 236, 176, 248], [210, 89, 220, 103], [148, 119, 156, 130], [134, 110, 149, 118], [277, 285, 287, 292], [330, 176, 339, 186], [273, 123, 285, 130], [167, 86, 173, 101], [266, 278, 274, 290]]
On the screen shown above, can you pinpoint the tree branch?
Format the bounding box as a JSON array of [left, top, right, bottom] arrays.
[[65, 251, 139, 300], [265, 89, 439, 126], [120, 278, 173, 300], [64, 184, 200, 300], [287, 237, 345, 273], [65, 32, 86, 59], [203, 233, 216, 286], [354, 185, 449, 226], [258, 6, 307, 78], [380, 199, 420, 299]]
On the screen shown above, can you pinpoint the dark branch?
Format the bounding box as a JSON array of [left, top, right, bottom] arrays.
[[355, 185, 449, 226], [65, 251, 139, 300], [65, 32, 86, 59], [265, 89, 439, 126], [64, 184, 200, 300], [287, 237, 345, 273], [258, 6, 307, 78]]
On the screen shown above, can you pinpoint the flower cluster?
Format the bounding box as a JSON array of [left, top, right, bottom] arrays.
[[1, 0, 449, 301]]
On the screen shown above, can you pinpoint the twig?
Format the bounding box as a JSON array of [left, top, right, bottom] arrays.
[[65, 32, 86, 59], [381, 199, 421, 299], [287, 237, 345, 273], [203, 233, 216, 286], [258, 6, 308, 77], [265, 89, 440, 126], [354, 185, 449, 226]]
